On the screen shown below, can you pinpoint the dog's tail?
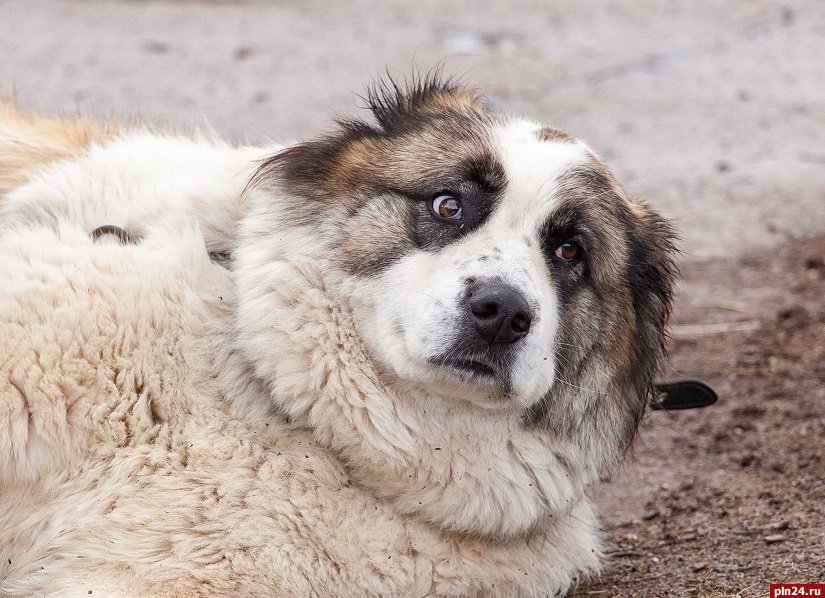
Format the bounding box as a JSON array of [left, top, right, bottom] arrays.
[[0, 101, 119, 197]]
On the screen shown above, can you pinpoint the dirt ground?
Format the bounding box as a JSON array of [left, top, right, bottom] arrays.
[[1, 1, 823, 596], [583, 236, 825, 596]]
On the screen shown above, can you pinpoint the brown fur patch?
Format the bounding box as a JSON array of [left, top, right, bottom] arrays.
[[332, 144, 507, 276], [252, 74, 498, 199], [0, 101, 120, 197]]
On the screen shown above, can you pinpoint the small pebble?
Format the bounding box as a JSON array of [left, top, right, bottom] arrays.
[[764, 534, 787, 544], [692, 561, 708, 572], [643, 509, 661, 521]]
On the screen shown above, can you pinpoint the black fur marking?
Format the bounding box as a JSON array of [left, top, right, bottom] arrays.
[[459, 154, 506, 195], [405, 160, 505, 252], [90, 225, 134, 245], [617, 202, 679, 408]]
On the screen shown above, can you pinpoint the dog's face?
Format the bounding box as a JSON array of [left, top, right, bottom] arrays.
[[254, 78, 676, 462], [342, 120, 591, 409]]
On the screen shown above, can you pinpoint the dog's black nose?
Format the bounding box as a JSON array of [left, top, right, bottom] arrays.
[[469, 284, 531, 344]]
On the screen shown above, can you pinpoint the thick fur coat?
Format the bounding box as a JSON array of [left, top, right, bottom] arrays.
[[0, 79, 675, 597]]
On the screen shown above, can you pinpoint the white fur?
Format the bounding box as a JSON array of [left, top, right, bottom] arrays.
[[0, 125, 603, 596]]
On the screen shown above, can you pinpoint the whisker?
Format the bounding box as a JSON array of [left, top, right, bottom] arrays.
[[410, 290, 446, 307], [536, 344, 609, 396], [554, 376, 608, 396], [553, 341, 586, 350]]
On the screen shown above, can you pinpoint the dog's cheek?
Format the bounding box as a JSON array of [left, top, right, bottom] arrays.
[[390, 252, 468, 361], [555, 284, 603, 383], [344, 248, 463, 380]]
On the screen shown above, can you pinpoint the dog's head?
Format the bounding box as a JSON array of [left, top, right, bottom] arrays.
[[251, 76, 675, 450], [239, 76, 676, 537]]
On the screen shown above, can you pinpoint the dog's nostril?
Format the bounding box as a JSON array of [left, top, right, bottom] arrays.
[[471, 300, 498, 320], [511, 313, 530, 334], [468, 284, 532, 345]]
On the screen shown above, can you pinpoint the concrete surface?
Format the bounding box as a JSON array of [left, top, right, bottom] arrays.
[[1, 0, 823, 257]]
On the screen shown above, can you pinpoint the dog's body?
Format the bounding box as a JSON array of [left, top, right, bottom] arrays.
[[0, 79, 675, 597]]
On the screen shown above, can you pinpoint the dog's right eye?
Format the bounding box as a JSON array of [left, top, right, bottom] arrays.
[[554, 241, 581, 262], [429, 194, 463, 222]]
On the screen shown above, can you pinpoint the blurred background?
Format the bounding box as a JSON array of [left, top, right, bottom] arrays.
[[1, 0, 823, 260], [2, 1, 824, 594]]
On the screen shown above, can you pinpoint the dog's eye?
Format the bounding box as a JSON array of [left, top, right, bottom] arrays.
[[429, 194, 463, 222], [554, 241, 581, 262]]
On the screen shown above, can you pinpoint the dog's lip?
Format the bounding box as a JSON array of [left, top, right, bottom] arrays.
[[434, 356, 498, 378]]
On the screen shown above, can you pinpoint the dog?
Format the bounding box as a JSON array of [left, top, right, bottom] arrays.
[[0, 75, 676, 596]]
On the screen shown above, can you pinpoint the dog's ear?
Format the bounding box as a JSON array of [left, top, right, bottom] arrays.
[[251, 137, 347, 195], [248, 119, 381, 204], [623, 199, 679, 406]]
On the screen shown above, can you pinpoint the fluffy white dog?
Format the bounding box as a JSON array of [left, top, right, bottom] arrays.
[[0, 76, 675, 596]]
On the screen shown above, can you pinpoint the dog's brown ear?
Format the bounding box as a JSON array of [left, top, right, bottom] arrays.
[[624, 199, 679, 407], [251, 137, 348, 195]]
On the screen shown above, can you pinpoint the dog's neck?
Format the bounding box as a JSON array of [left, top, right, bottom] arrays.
[[227, 190, 601, 540]]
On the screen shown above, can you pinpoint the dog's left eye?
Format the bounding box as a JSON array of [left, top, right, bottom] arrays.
[[429, 194, 463, 222]]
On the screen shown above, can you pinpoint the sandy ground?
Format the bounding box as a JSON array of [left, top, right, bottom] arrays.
[[1, 1, 823, 595], [583, 235, 825, 596]]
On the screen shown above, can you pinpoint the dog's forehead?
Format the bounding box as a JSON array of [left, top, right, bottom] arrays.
[[487, 119, 593, 232]]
